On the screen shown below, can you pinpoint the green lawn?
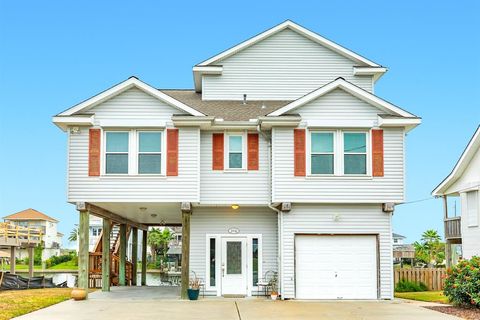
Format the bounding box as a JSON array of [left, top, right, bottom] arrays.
[[0, 288, 73, 320], [47, 260, 77, 270], [395, 291, 449, 304]]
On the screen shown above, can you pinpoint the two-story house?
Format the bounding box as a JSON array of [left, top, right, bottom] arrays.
[[3, 208, 63, 261], [433, 126, 480, 267], [53, 20, 420, 300]]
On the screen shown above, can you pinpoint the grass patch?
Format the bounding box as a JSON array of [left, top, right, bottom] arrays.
[[0, 288, 72, 320], [47, 260, 77, 270], [395, 291, 449, 304]]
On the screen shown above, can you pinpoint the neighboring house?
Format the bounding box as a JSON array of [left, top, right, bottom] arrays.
[[392, 233, 406, 247], [3, 208, 63, 261], [53, 20, 420, 299], [433, 126, 480, 267], [88, 215, 103, 252]]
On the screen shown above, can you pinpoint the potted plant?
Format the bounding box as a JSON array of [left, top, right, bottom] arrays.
[[269, 273, 278, 300], [188, 271, 201, 300]]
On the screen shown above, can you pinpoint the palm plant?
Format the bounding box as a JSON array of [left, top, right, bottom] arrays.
[[68, 227, 78, 242]]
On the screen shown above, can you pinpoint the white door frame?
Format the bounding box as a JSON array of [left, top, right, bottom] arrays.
[[205, 234, 263, 297]]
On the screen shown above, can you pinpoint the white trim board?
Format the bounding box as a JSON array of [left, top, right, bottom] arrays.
[[268, 78, 418, 118], [57, 77, 205, 117]]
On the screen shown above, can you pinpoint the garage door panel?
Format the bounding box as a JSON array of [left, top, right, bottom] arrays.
[[295, 235, 377, 300]]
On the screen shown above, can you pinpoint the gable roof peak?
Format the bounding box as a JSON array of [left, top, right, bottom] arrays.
[[3, 208, 58, 223]]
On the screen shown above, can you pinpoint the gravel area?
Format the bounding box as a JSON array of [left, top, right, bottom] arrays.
[[425, 306, 480, 320]]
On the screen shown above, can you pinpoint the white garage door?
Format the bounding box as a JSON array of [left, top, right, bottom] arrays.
[[295, 235, 377, 299]]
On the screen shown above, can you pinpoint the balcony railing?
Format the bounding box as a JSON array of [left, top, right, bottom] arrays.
[[444, 216, 461, 240]]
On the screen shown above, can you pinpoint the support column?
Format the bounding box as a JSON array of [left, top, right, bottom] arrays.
[[141, 229, 147, 286], [102, 218, 111, 292], [119, 224, 127, 286], [28, 246, 34, 278], [180, 211, 191, 299], [131, 227, 138, 286], [78, 209, 89, 295], [10, 246, 16, 274]]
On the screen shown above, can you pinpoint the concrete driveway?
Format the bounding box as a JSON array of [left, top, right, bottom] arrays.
[[14, 287, 460, 320]]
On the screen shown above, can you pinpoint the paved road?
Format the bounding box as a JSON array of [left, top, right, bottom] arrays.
[[14, 287, 460, 320]]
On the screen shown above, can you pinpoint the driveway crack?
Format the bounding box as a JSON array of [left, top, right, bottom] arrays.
[[234, 301, 242, 320]]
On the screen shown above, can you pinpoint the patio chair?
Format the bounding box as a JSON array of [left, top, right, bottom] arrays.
[[256, 270, 277, 298]]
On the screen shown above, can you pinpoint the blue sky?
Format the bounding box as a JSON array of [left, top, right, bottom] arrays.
[[1, 1, 479, 247]]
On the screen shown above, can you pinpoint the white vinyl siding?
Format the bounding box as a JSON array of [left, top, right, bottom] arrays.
[[189, 207, 277, 296], [67, 127, 199, 202], [281, 204, 393, 299], [200, 131, 270, 205], [202, 28, 373, 100], [90, 87, 187, 125]]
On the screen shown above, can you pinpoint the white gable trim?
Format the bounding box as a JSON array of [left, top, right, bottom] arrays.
[[432, 126, 480, 196], [196, 20, 381, 67], [268, 78, 417, 118], [57, 77, 205, 117]]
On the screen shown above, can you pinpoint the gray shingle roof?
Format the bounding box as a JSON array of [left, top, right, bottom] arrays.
[[160, 89, 292, 121]]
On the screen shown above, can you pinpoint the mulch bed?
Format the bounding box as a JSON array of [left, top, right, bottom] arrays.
[[424, 306, 480, 320]]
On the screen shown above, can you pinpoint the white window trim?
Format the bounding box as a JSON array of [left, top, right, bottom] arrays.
[[224, 131, 247, 171], [465, 190, 479, 228], [205, 234, 262, 297], [103, 130, 130, 175], [102, 129, 166, 176], [342, 130, 371, 176], [307, 129, 371, 177], [136, 130, 166, 176]]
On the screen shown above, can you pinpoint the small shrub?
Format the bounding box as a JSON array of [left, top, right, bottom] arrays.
[[444, 256, 480, 308], [45, 252, 76, 268], [395, 280, 428, 292]]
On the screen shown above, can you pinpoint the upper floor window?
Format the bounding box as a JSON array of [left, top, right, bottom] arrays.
[[311, 132, 334, 174], [227, 134, 243, 169], [308, 130, 369, 176], [343, 132, 367, 175], [138, 132, 162, 174], [105, 132, 129, 174]]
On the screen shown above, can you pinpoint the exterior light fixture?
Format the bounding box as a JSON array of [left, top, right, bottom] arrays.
[[231, 204, 239, 210]]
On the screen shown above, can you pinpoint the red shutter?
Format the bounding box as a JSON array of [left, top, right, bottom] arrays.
[[294, 129, 306, 177], [167, 129, 179, 176], [88, 129, 101, 176], [372, 129, 384, 177], [212, 133, 224, 170], [247, 133, 259, 170]]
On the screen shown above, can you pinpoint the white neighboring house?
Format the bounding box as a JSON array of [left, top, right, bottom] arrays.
[[53, 20, 421, 299], [88, 214, 103, 252], [3, 208, 64, 261], [433, 126, 480, 266], [392, 233, 406, 247]]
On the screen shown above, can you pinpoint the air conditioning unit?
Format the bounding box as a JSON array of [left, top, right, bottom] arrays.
[[382, 202, 395, 213]]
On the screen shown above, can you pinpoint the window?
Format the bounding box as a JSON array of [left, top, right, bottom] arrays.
[[252, 238, 259, 286], [91, 227, 102, 237], [209, 238, 216, 287], [311, 132, 334, 174], [138, 132, 162, 174], [105, 132, 129, 174], [228, 135, 243, 169], [466, 191, 479, 227], [343, 132, 367, 174]]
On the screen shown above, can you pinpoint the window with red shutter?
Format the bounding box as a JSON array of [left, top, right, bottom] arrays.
[[167, 129, 179, 176], [247, 133, 259, 170], [371, 129, 384, 177], [212, 133, 224, 170], [294, 129, 306, 176]]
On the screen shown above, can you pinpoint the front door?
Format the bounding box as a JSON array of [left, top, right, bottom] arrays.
[[221, 237, 247, 296]]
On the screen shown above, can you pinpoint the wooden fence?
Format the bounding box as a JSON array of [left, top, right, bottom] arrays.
[[394, 268, 446, 291]]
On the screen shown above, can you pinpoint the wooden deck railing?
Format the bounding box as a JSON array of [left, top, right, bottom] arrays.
[[394, 268, 446, 291], [444, 216, 461, 240], [0, 222, 42, 244], [89, 252, 133, 288]]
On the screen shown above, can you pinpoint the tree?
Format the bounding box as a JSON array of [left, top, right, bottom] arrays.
[[414, 229, 445, 267], [147, 228, 173, 268], [68, 227, 78, 242]]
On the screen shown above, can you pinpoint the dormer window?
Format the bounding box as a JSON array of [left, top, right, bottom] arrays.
[[138, 132, 162, 174], [227, 134, 244, 169], [105, 132, 129, 174]]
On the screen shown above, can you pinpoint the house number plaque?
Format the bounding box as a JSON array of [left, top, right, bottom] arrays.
[[228, 227, 240, 234]]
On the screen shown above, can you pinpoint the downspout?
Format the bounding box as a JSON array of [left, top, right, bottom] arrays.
[[258, 124, 283, 299]]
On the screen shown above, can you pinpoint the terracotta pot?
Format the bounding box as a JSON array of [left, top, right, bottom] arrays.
[[271, 293, 278, 300], [71, 288, 87, 301]]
